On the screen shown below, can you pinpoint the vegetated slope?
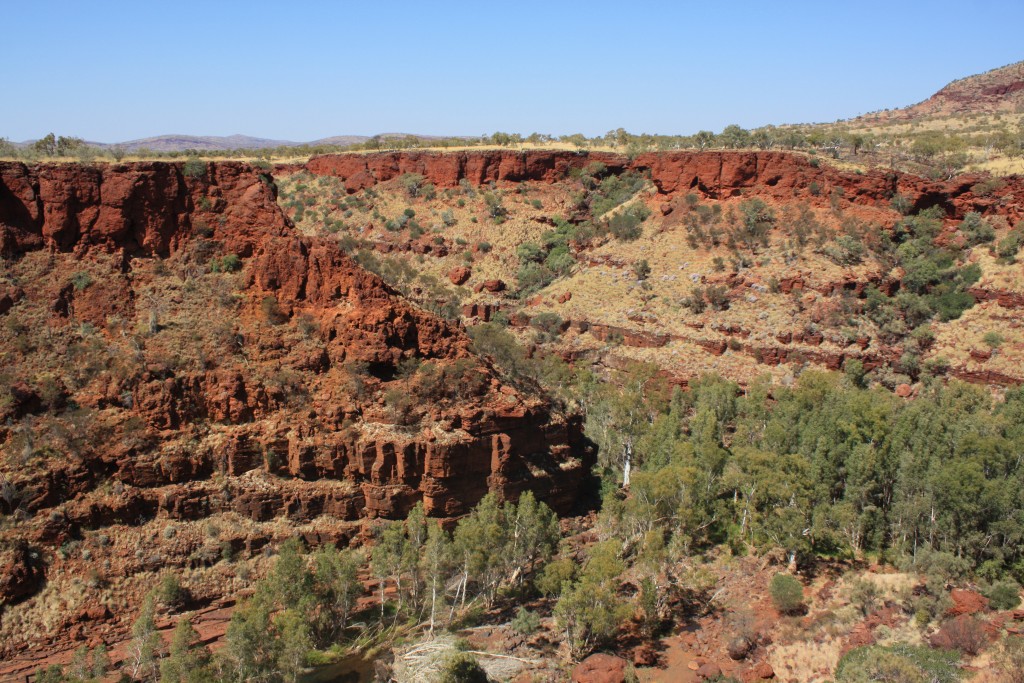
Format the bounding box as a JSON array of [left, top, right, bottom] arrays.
[[285, 149, 1024, 391], [0, 160, 591, 661], [879, 60, 1024, 121]]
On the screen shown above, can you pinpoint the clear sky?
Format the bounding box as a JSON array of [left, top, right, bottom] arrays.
[[3, 0, 1022, 143]]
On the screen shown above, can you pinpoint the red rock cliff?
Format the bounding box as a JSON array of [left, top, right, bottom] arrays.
[[0, 160, 289, 257], [306, 149, 1024, 223]]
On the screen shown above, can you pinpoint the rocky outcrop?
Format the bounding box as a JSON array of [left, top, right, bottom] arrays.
[[568, 320, 670, 348], [635, 150, 1021, 222], [0, 542, 44, 605], [970, 287, 1024, 309]]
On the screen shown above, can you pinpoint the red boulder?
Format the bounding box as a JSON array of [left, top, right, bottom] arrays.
[[482, 279, 506, 293], [571, 653, 628, 683], [448, 266, 471, 285]]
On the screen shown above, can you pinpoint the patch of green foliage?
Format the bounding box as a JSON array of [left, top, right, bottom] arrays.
[[589, 169, 649, 216], [591, 366, 1024, 578], [835, 644, 961, 683], [209, 254, 242, 273], [769, 573, 804, 614], [864, 207, 980, 343], [514, 216, 587, 295]]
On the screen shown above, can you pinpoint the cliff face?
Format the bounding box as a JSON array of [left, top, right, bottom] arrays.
[[305, 149, 1024, 223], [0, 160, 592, 654], [0, 161, 290, 258]]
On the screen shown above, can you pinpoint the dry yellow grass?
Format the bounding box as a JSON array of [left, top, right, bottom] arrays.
[[769, 635, 844, 683]]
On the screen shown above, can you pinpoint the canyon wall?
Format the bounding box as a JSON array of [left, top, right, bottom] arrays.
[[305, 149, 1024, 223], [0, 160, 593, 624]]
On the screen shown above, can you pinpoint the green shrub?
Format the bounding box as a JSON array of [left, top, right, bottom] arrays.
[[34, 665, 65, 683], [590, 170, 648, 216], [210, 254, 242, 273], [971, 177, 1006, 196], [70, 271, 93, 291], [822, 234, 865, 265], [530, 312, 564, 339], [960, 212, 995, 245], [484, 192, 507, 221], [544, 247, 575, 275], [606, 204, 650, 241], [155, 573, 189, 609], [399, 173, 426, 198], [985, 580, 1021, 610], [891, 194, 912, 215], [182, 158, 206, 178], [438, 652, 488, 683], [705, 284, 729, 311], [684, 286, 706, 313], [632, 259, 651, 281], [220, 540, 237, 562], [849, 578, 881, 616], [511, 607, 541, 635], [517, 262, 556, 295], [983, 331, 1005, 349], [997, 225, 1024, 263], [769, 573, 804, 614], [517, 241, 544, 264]]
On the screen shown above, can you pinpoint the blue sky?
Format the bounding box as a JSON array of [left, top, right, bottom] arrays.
[[3, 1, 1022, 142]]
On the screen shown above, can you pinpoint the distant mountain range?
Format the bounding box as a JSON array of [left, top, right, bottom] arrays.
[[11, 132, 457, 153]]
